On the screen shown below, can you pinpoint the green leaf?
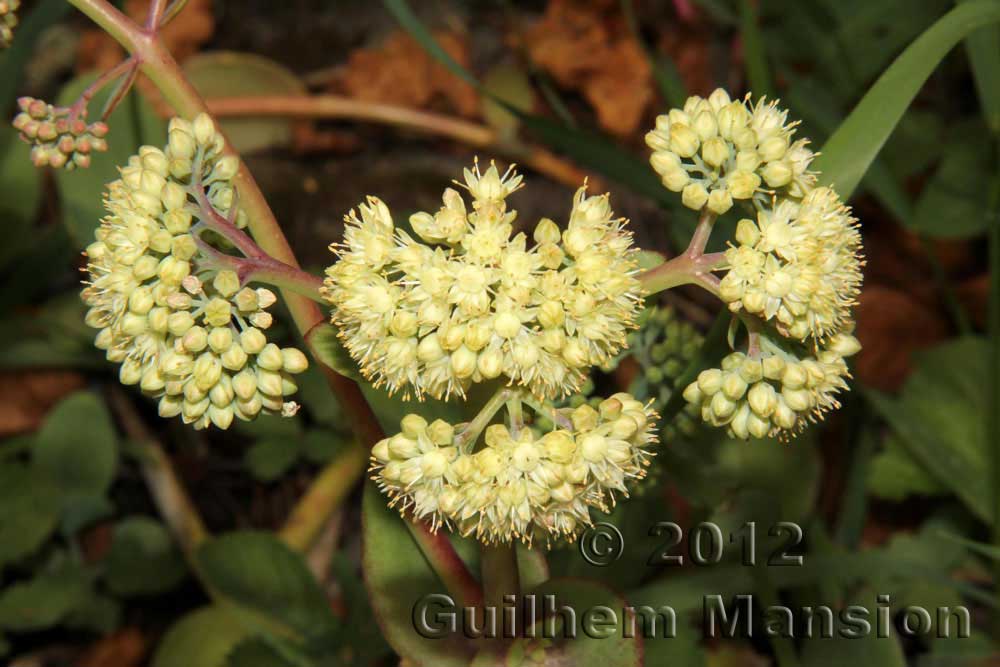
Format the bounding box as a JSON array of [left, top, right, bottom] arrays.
[[814, 0, 1000, 199], [33, 391, 118, 499], [104, 517, 187, 596], [196, 531, 339, 641], [304, 323, 361, 381], [245, 438, 301, 482], [0, 560, 91, 631], [864, 337, 990, 522], [184, 52, 307, 154], [225, 638, 304, 667], [911, 120, 994, 238], [361, 484, 472, 666], [521, 578, 642, 667], [0, 125, 41, 268], [54, 79, 165, 246], [868, 435, 948, 501], [326, 555, 393, 664], [60, 494, 115, 537], [740, 0, 774, 96], [63, 592, 122, 634], [962, 0, 1000, 134], [516, 543, 550, 592], [300, 429, 343, 465], [800, 616, 906, 667], [0, 462, 61, 568], [153, 606, 256, 667]]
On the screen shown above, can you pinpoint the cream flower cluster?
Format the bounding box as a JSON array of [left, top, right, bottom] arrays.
[[12, 97, 109, 170], [371, 393, 658, 545], [682, 331, 861, 440], [81, 113, 307, 429], [323, 162, 644, 400], [0, 0, 17, 49], [719, 186, 863, 341], [645, 89, 816, 215]]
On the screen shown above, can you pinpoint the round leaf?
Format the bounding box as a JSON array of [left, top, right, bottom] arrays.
[[105, 517, 187, 596], [33, 391, 118, 498], [153, 606, 256, 667], [196, 531, 339, 641]]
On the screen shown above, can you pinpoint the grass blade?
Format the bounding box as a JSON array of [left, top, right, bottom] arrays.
[[814, 0, 1000, 199]]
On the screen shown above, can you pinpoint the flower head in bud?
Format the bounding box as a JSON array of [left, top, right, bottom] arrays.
[[646, 90, 817, 212], [80, 115, 308, 430], [12, 96, 109, 170], [324, 162, 645, 401], [0, 0, 20, 49], [683, 332, 860, 440]]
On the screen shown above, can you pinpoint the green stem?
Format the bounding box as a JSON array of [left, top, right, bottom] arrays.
[[523, 395, 572, 430], [278, 440, 367, 551], [639, 252, 724, 296], [456, 387, 514, 451]]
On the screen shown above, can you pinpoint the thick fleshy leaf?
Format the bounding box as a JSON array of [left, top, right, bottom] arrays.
[[518, 578, 643, 667], [196, 531, 339, 641], [303, 323, 361, 381], [814, 0, 1000, 199], [362, 484, 472, 666], [185, 52, 306, 154]]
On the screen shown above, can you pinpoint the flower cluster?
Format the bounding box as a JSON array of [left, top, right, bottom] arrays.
[[81, 113, 307, 429], [12, 97, 109, 170], [683, 331, 861, 440], [371, 393, 658, 545], [719, 187, 863, 341], [0, 0, 18, 49], [645, 89, 816, 215], [646, 92, 865, 439], [323, 162, 644, 401]]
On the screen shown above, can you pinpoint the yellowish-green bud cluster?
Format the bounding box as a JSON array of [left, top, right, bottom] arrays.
[[719, 187, 863, 341], [682, 331, 861, 439], [0, 0, 18, 49], [81, 113, 306, 429], [370, 393, 658, 545], [645, 89, 816, 215], [12, 96, 108, 170], [323, 161, 644, 400]]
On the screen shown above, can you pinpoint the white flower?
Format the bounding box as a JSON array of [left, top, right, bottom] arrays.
[[324, 162, 645, 400]]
